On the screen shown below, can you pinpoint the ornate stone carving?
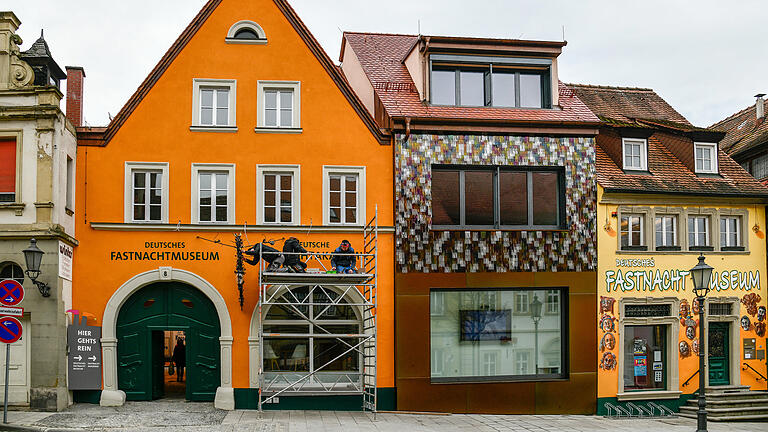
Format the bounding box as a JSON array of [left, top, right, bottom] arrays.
[[8, 34, 33, 88]]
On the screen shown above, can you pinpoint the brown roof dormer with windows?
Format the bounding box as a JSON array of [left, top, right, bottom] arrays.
[[340, 32, 599, 135], [570, 84, 768, 197]]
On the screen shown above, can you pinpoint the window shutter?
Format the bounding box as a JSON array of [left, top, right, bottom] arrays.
[[0, 139, 16, 195]]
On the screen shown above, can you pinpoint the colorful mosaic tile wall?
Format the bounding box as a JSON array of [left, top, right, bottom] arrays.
[[395, 134, 597, 273]]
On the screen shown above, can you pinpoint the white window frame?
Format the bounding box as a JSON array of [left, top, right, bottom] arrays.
[[321, 166, 366, 226], [482, 351, 499, 376], [191, 79, 237, 132], [256, 81, 301, 133], [654, 215, 677, 247], [620, 214, 645, 248], [225, 20, 267, 45], [515, 351, 531, 375], [694, 142, 718, 174], [191, 163, 235, 224], [622, 138, 648, 171], [430, 291, 445, 316], [720, 216, 741, 247], [256, 165, 301, 225], [688, 215, 710, 247], [65, 155, 74, 212], [124, 162, 169, 223], [545, 289, 559, 314], [514, 291, 529, 314]]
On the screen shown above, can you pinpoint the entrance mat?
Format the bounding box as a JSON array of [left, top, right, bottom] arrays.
[[234, 387, 396, 410]]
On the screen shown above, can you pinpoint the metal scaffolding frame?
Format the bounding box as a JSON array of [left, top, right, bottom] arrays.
[[256, 206, 378, 415]]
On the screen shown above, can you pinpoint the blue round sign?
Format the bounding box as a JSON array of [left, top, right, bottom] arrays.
[[0, 317, 22, 344], [0, 279, 24, 306]]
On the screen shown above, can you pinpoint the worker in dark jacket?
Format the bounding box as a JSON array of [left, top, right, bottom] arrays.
[[331, 240, 356, 273], [282, 237, 307, 272], [172, 338, 186, 382]]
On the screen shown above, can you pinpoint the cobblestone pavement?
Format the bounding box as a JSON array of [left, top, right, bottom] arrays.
[[0, 400, 766, 432]]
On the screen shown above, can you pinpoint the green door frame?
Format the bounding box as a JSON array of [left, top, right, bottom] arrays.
[[708, 322, 730, 386]]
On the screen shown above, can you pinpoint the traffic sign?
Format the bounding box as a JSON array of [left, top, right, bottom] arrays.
[[0, 307, 22, 317], [0, 317, 22, 344], [0, 280, 24, 307]]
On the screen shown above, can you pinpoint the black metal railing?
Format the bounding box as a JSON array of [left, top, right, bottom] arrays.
[[742, 362, 767, 382], [682, 369, 699, 388]]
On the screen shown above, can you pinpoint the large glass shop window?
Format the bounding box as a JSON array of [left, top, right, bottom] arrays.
[[430, 289, 566, 381], [623, 325, 667, 391]]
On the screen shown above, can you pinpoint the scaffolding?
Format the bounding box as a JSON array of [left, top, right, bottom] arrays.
[[256, 206, 378, 415]]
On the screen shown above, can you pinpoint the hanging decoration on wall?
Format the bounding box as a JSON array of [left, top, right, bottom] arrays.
[[679, 299, 691, 325], [599, 314, 616, 333], [686, 325, 696, 340], [600, 332, 616, 352], [757, 306, 766, 322], [600, 296, 616, 315], [755, 322, 766, 337], [692, 339, 699, 355], [741, 315, 752, 332], [679, 340, 691, 357], [692, 297, 702, 315], [599, 352, 616, 370], [234, 233, 246, 310], [741, 293, 761, 316]]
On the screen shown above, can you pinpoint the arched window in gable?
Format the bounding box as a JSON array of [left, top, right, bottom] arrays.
[[225, 20, 267, 45]]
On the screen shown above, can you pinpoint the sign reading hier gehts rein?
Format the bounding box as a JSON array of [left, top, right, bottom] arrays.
[[67, 317, 102, 390]]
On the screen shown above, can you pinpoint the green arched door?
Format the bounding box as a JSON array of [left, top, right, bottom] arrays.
[[116, 282, 220, 401]]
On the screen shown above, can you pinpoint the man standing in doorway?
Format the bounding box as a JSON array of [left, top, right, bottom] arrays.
[[172, 338, 186, 382]]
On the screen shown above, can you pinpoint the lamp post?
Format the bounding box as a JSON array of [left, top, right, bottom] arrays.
[[22, 238, 51, 297], [530, 294, 543, 374], [690, 253, 713, 432]]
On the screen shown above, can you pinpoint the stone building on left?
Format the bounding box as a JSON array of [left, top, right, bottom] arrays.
[[0, 11, 81, 410]]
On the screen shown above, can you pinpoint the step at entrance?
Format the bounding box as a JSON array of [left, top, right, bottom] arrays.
[[678, 389, 768, 422]]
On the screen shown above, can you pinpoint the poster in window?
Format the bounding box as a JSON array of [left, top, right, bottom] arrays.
[[633, 356, 647, 377], [459, 310, 511, 341]]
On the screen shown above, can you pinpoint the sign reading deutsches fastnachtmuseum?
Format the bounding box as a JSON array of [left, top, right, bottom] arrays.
[[67, 315, 101, 390]]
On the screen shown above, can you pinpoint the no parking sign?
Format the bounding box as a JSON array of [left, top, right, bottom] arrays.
[[0, 280, 23, 307], [0, 317, 22, 344], [0, 279, 23, 424]]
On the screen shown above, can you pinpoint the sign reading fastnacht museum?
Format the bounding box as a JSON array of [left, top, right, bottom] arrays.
[[605, 258, 761, 293], [110, 242, 220, 261]]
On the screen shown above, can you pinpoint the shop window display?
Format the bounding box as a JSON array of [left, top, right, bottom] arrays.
[[623, 325, 666, 391], [430, 288, 566, 381]]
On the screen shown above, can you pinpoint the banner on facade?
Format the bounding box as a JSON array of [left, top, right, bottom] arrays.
[[67, 315, 101, 390]]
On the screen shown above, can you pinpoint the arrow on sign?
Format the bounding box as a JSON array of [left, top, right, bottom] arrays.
[[74, 355, 82, 361], [88, 356, 96, 361]]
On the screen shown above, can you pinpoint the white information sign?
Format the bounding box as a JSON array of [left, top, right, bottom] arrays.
[[58, 241, 73, 281]]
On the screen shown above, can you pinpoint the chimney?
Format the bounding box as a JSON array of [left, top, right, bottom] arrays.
[[65, 66, 85, 127], [756, 93, 766, 121]]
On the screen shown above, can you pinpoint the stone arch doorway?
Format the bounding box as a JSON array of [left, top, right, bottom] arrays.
[[116, 282, 220, 401], [100, 267, 234, 410]]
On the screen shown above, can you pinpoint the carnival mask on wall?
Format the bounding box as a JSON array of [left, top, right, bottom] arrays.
[[679, 341, 691, 357], [599, 352, 616, 370], [686, 325, 696, 340], [599, 314, 616, 333], [755, 322, 766, 337], [741, 315, 752, 331], [741, 293, 762, 316], [692, 298, 702, 315], [600, 296, 616, 315], [692, 339, 699, 355], [757, 306, 766, 322], [679, 299, 690, 325], [600, 332, 616, 352]]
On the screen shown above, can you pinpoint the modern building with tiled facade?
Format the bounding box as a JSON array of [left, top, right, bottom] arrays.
[[341, 33, 601, 414], [571, 84, 768, 416]]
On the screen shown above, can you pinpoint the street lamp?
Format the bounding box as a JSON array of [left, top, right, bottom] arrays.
[[690, 253, 713, 432], [530, 294, 543, 375], [22, 238, 51, 297]]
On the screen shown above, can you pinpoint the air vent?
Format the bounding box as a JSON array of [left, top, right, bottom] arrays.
[[709, 303, 732, 316], [625, 304, 671, 317]]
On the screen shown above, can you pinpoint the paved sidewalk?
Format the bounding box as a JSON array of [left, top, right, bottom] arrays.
[[0, 400, 765, 431]]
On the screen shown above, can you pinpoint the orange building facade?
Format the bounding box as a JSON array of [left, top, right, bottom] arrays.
[[72, 0, 394, 410]]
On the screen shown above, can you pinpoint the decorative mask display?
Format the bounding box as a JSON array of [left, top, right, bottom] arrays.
[[692, 298, 702, 315], [679, 340, 691, 357], [686, 325, 696, 340], [600, 332, 616, 352], [741, 293, 762, 316], [755, 322, 766, 337], [679, 299, 690, 325], [600, 314, 616, 333], [757, 306, 766, 322], [599, 352, 616, 370], [692, 339, 699, 355], [741, 315, 752, 331], [600, 296, 616, 315]]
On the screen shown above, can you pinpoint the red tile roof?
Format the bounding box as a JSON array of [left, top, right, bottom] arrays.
[[343, 32, 599, 124], [711, 99, 768, 157], [573, 84, 768, 197]]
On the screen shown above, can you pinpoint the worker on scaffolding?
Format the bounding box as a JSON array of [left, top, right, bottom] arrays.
[[331, 240, 357, 273]]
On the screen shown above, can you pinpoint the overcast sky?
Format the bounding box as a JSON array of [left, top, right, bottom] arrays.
[[12, 0, 767, 127]]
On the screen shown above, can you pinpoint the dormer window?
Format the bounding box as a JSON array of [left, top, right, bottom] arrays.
[[622, 138, 648, 171], [429, 55, 551, 109], [694, 142, 718, 174]]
